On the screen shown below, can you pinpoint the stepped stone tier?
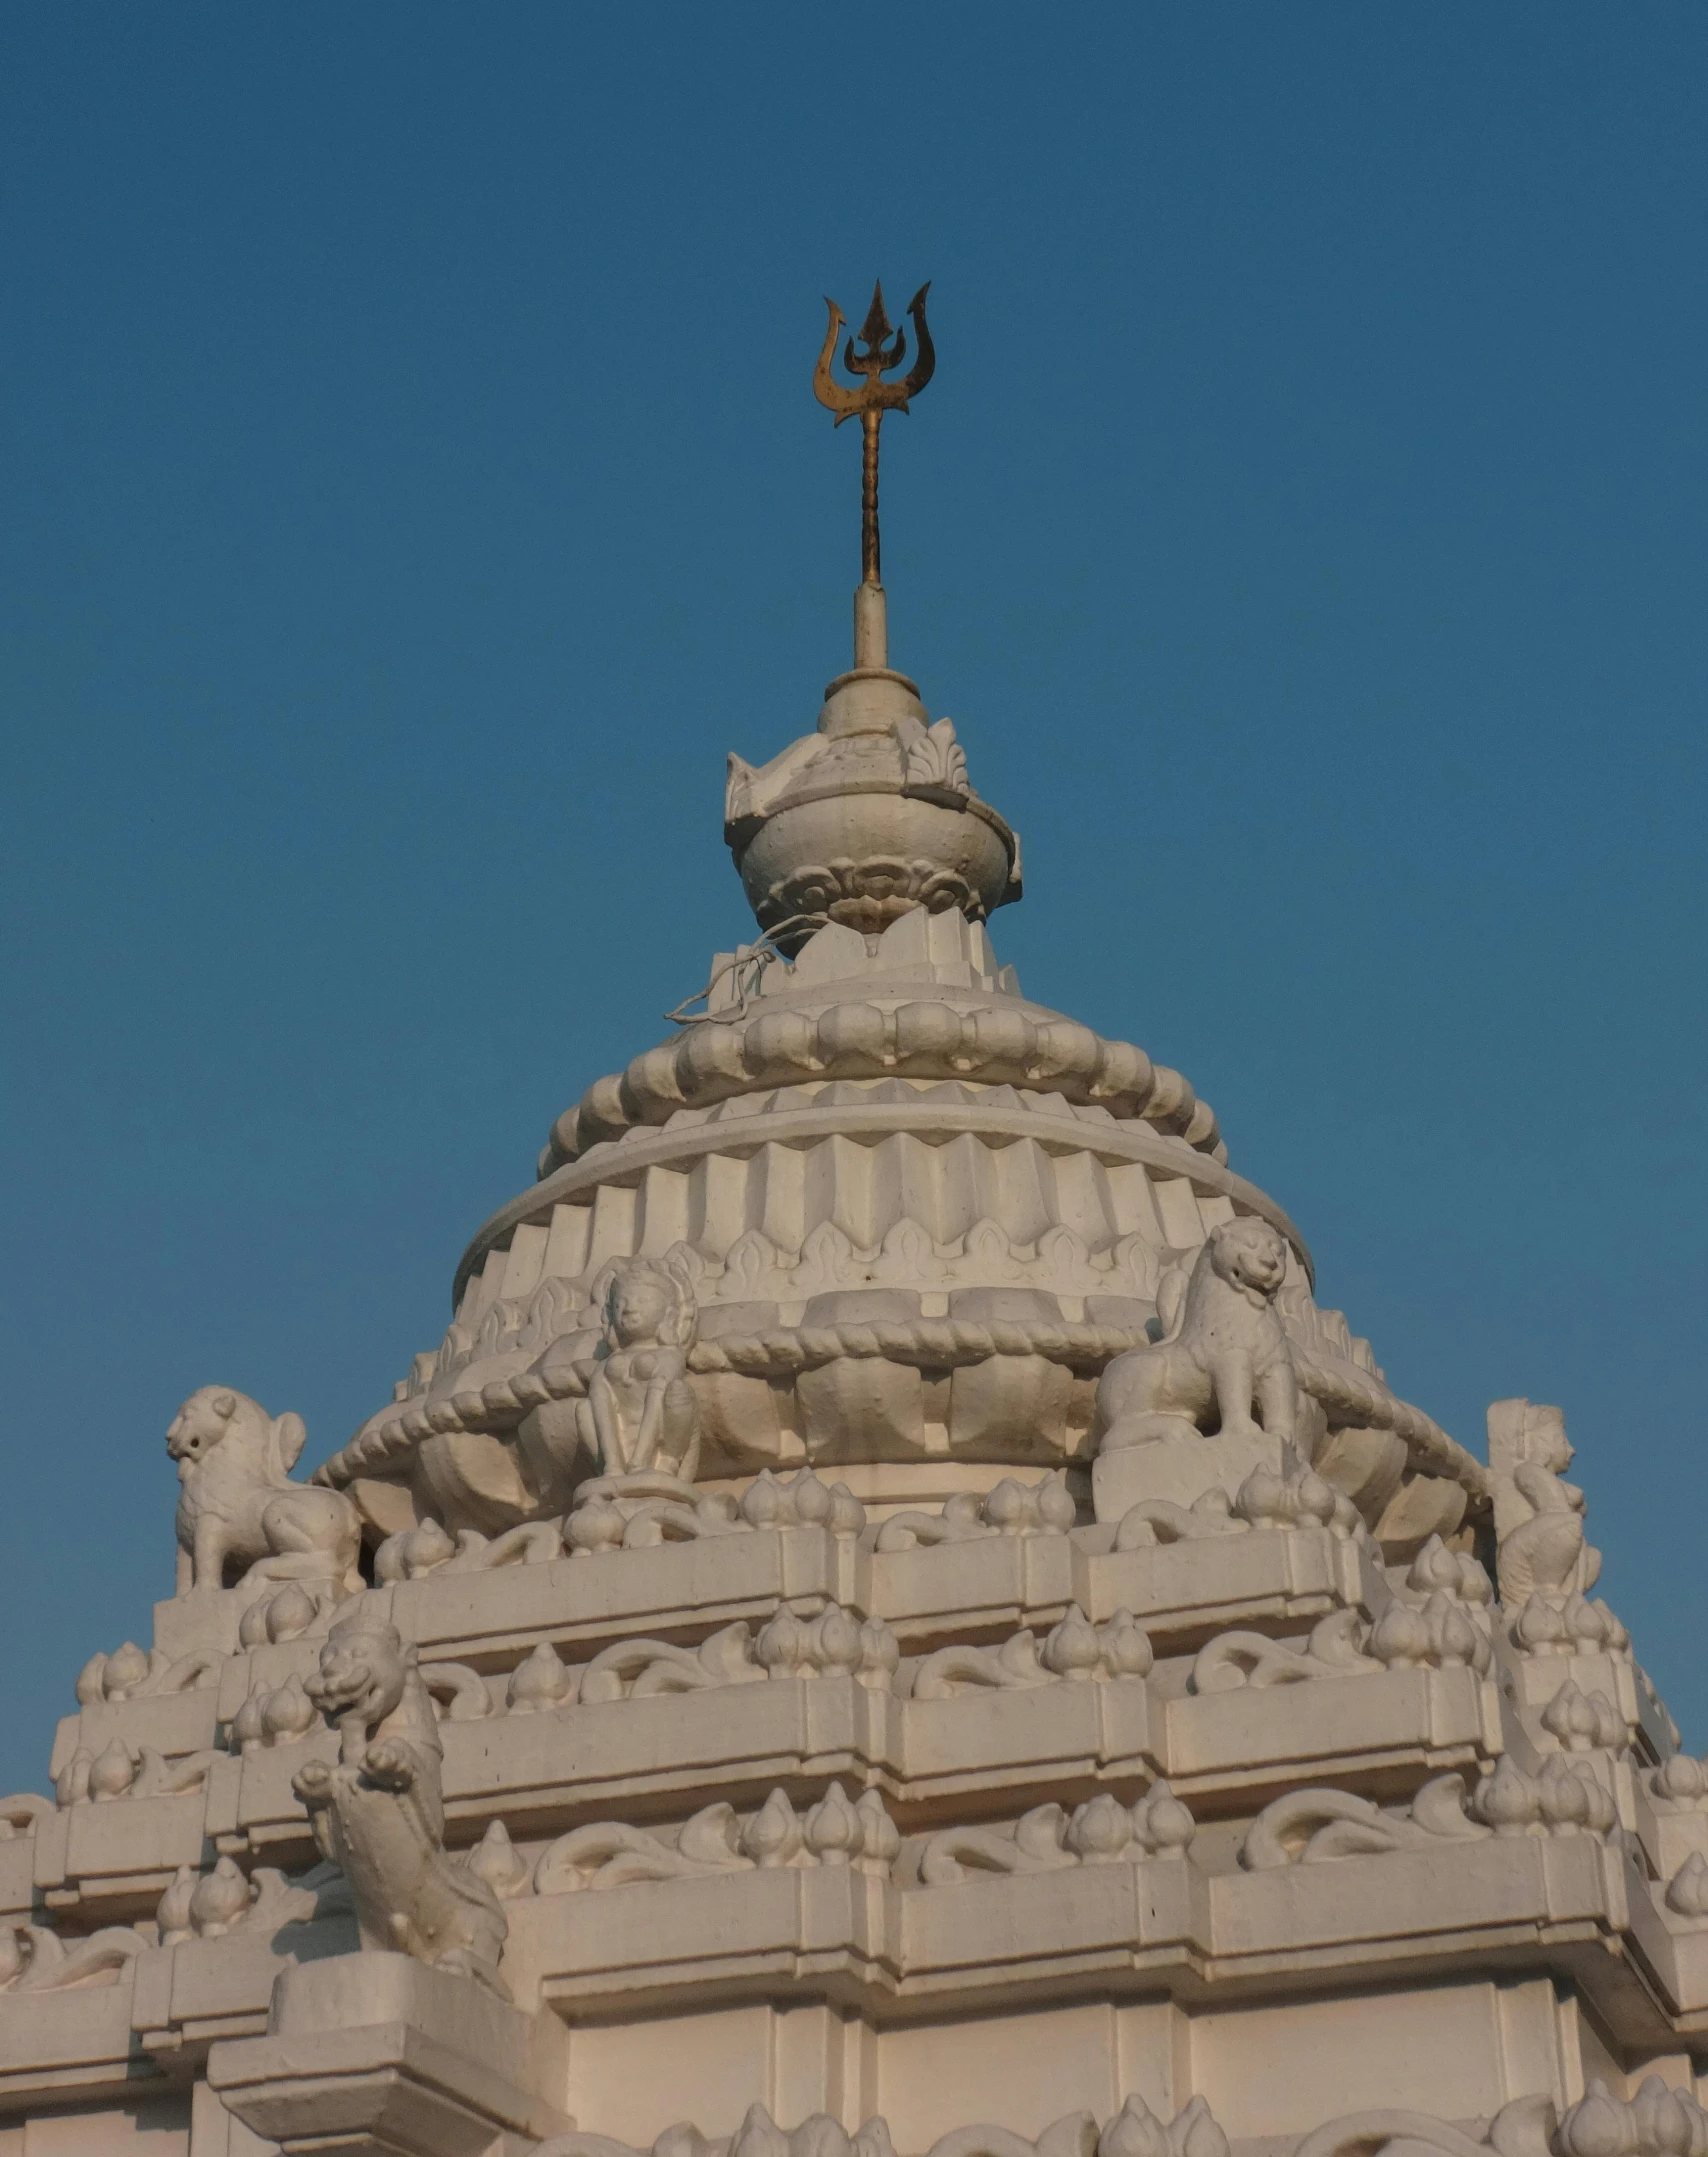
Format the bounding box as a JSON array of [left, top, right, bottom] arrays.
[[3, 390, 1701, 2157]]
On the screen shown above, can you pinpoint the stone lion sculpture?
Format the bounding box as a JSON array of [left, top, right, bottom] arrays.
[[292, 1608, 509, 1996], [577, 1255, 702, 1482], [167, 1386, 362, 1597], [1092, 1217, 1300, 1453]]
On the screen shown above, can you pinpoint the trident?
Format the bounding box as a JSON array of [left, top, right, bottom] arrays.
[[814, 280, 934, 668]]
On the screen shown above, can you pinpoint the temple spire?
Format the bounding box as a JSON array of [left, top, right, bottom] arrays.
[[813, 278, 934, 671]]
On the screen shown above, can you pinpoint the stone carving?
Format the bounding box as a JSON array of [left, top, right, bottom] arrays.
[[1666, 1853, 1708, 1918], [533, 1783, 900, 1892], [236, 1579, 339, 1647], [913, 1607, 1153, 1698], [506, 1641, 578, 1712], [568, 1466, 866, 1555], [1487, 1399, 1601, 1605], [1290, 2096, 1559, 2157], [1406, 1533, 1495, 1607], [230, 1671, 321, 1753], [1239, 1775, 1492, 1867], [1190, 1609, 1379, 1692], [74, 1642, 216, 1705], [534, 986, 1219, 1177], [167, 1386, 361, 1598], [155, 1857, 344, 1944], [375, 1517, 561, 1581], [1112, 1462, 1360, 1550], [290, 1608, 510, 1996], [1510, 1591, 1628, 1658], [1538, 1679, 1625, 1753], [1650, 1754, 1708, 1809], [755, 1602, 900, 1687], [919, 1783, 1194, 1882], [579, 1622, 768, 1703], [1298, 2084, 1708, 2157], [540, 2094, 1232, 2157], [1093, 1219, 1299, 1453], [875, 1470, 1076, 1550], [55, 1740, 219, 1807], [1468, 1756, 1617, 1837], [0, 1923, 142, 1994], [577, 1256, 704, 1483]]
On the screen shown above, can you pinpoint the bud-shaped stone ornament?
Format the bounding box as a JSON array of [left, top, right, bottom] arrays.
[[1096, 2095, 1173, 2157], [261, 1673, 318, 1745], [1654, 1754, 1708, 1805], [739, 1470, 787, 1530], [1102, 1609, 1155, 1678], [565, 1499, 625, 1555], [1514, 1595, 1570, 1656], [730, 2104, 794, 2157], [1043, 1605, 1103, 1681], [756, 1604, 807, 1677], [804, 1782, 861, 1866], [507, 1641, 575, 1713], [1369, 1601, 1433, 1669], [1135, 1780, 1196, 1857], [854, 1788, 900, 1869], [466, 1818, 531, 1899], [813, 1603, 863, 1676], [189, 1855, 252, 1938], [1066, 1793, 1132, 1863], [741, 1788, 802, 1868], [1556, 2082, 1635, 2157], [1427, 1592, 1481, 1670], [1035, 1473, 1077, 1535], [231, 1690, 268, 1756], [88, 1739, 136, 1802], [1537, 1756, 1590, 1832], [1294, 1471, 1338, 1528], [103, 1642, 152, 1701], [1473, 1758, 1539, 1835], [157, 1863, 197, 1946], [790, 1470, 834, 1526], [858, 1618, 900, 1687]]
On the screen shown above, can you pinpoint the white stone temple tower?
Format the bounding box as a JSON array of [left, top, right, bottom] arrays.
[[2, 286, 1704, 2157]]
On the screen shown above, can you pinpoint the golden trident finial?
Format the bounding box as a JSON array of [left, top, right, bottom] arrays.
[[814, 280, 934, 669]]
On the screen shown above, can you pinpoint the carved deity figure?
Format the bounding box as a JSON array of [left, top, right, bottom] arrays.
[[1092, 1218, 1301, 1454], [166, 1386, 362, 1598], [1487, 1398, 1601, 1604], [577, 1256, 702, 1483], [292, 1609, 509, 1996]]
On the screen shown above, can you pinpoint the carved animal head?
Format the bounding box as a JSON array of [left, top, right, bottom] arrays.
[[601, 1256, 696, 1352], [305, 1613, 413, 1731], [166, 1386, 308, 1485], [1206, 1218, 1289, 1303]]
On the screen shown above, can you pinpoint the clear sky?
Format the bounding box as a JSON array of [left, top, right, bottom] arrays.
[[2, 6, 1705, 1795]]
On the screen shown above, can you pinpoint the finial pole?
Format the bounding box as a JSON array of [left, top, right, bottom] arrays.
[[813, 280, 935, 672]]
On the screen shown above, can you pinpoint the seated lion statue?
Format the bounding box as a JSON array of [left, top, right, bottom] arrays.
[[167, 1385, 362, 1597], [1092, 1217, 1300, 1453]]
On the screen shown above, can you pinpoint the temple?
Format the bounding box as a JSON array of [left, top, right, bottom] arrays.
[[2, 287, 1704, 2157]]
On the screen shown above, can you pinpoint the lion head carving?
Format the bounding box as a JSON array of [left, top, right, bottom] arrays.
[[1206, 1217, 1288, 1306]]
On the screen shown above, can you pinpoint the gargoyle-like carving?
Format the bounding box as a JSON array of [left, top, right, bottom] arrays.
[[913, 1606, 1152, 1699], [1487, 1399, 1601, 1605], [167, 1386, 362, 1598], [290, 1608, 509, 1996], [1092, 1218, 1299, 1452], [537, 2093, 1231, 2157], [919, 1784, 1194, 1883], [875, 1469, 1076, 1551], [581, 1256, 703, 1482], [534, 1783, 900, 1892]]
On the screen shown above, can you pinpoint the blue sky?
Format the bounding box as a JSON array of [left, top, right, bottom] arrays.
[[2, 5, 1705, 1793]]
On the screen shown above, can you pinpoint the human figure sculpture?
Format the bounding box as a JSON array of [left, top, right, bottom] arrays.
[[292, 1609, 509, 1996], [1092, 1217, 1301, 1453], [166, 1386, 362, 1597], [577, 1256, 702, 1483], [1486, 1398, 1601, 1604]]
